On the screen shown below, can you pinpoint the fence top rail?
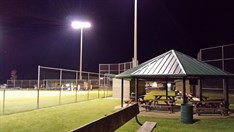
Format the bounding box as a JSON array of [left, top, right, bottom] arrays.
[[203, 58, 234, 62], [99, 61, 132, 66], [39, 65, 102, 75], [200, 44, 234, 51]]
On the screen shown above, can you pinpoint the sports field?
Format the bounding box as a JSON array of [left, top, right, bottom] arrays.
[[0, 89, 112, 115], [1, 99, 234, 132]]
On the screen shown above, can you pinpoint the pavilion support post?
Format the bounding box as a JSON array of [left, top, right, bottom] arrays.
[[223, 78, 229, 109], [199, 79, 203, 101], [182, 77, 186, 104], [165, 78, 168, 100], [135, 78, 139, 102], [121, 78, 124, 108]]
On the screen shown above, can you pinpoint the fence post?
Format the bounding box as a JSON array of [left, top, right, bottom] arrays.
[[88, 87, 89, 100], [59, 70, 62, 105], [98, 86, 100, 98], [75, 71, 78, 102], [3, 89, 5, 114], [37, 65, 40, 109]]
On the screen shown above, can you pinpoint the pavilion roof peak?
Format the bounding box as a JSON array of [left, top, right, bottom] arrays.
[[116, 49, 233, 78]]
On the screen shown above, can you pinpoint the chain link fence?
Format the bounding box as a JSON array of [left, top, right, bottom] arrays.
[[197, 44, 234, 90], [0, 66, 112, 115]]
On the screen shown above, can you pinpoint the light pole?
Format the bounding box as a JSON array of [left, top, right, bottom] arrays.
[[71, 21, 91, 80], [133, 0, 138, 67]]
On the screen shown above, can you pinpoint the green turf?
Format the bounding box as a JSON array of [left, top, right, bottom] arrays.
[[117, 116, 234, 132], [0, 90, 112, 115], [0, 99, 120, 132], [1, 99, 234, 132]]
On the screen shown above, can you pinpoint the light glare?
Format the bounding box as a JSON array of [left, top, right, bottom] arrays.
[[71, 21, 91, 29]]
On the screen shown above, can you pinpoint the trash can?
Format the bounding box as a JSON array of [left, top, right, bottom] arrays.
[[181, 104, 193, 124]]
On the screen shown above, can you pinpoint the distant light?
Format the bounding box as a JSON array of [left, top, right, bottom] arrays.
[[152, 82, 157, 88], [71, 21, 91, 29], [66, 83, 70, 87], [167, 83, 171, 88]]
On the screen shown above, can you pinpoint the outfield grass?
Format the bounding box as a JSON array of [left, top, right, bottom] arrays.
[[0, 89, 112, 115], [1, 99, 234, 132], [117, 116, 234, 132], [0, 99, 120, 132]]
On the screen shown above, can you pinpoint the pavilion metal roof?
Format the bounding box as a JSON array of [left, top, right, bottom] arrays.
[[116, 49, 233, 78]]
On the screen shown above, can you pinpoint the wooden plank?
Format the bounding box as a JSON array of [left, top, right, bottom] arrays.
[[71, 103, 139, 132], [137, 121, 157, 132]]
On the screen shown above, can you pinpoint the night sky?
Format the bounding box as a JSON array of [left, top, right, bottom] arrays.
[[1, 0, 234, 83]]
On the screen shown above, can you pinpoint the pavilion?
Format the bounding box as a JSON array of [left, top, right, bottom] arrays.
[[116, 49, 234, 109]]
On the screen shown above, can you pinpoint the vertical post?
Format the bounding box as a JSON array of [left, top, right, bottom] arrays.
[[221, 46, 226, 93], [106, 77, 109, 97], [87, 86, 90, 100], [37, 65, 40, 109], [121, 78, 124, 107], [87, 73, 90, 100], [165, 78, 168, 100], [21, 80, 23, 88], [224, 78, 229, 109], [135, 78, 139, 102], [98, 86, 100, 98], [98, 65, 100, 98], [199, 79, 203, 101], [99, 64, 100, 87], [59, 70, 62, 105], [104, 77, 106, 98], [80, 28, 83, 80], [75, 71, 78, 102], [133, 0, 138, 67], [3, 89, 5, 114], [13, 80, 15, 88], [182, 77, 186, 104]]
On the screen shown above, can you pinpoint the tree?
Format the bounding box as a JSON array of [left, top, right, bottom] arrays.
[[10, 70, 18, 80]]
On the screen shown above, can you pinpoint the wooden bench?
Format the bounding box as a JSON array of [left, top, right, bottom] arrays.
[[70, 103, 157, 132]]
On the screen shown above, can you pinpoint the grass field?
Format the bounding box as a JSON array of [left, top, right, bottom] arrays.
[[1, 99, 234, 132], [0, 89, 112, 115], [1, 89, 234, 131]]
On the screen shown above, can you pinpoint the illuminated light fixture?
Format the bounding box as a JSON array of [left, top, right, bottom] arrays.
[[71, 20, 91, 80], [71, 21, 91, 29]]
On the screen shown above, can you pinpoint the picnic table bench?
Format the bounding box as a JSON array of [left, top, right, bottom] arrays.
[[143, 98, 175, 113], [192, 99, 228, 116], [70, 103, 157, 132]]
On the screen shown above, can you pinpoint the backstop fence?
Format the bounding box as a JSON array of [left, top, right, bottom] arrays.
[[99, 61, 133, 87], [1, 66, 112, 115], [197, 44, 234, 90]]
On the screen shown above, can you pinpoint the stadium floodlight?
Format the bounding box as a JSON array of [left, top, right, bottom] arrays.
[[71, 20, 91, 80], [71, 21, 91, 29]]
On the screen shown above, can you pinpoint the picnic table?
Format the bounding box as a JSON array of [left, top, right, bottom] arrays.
[[154, 95, 175, 100], [192, 99, 228, 116], [143, 95, 176, 113]]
